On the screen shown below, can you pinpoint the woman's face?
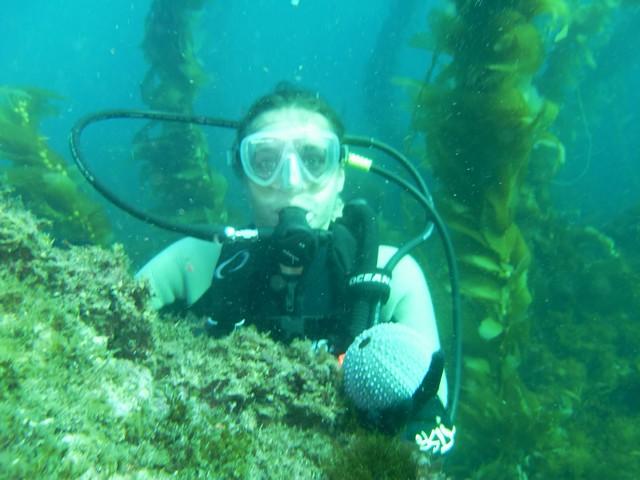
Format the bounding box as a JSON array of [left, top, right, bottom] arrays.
[[242, 107, 345, 229]]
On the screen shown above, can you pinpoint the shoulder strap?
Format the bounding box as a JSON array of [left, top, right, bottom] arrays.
[[340, 199, 380, 273], [330, 199, 390, 351]]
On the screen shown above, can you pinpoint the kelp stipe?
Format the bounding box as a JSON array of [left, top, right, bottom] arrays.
[[0, 86, 111, 244], [135, 0, 228, 227], [405, 1, 640, 478]]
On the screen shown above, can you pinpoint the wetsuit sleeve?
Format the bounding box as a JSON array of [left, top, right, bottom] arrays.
[[135, 237, 222, 310], [377, 244, 448, 407]]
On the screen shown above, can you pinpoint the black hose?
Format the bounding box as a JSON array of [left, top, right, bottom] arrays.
[[368, 163, 461, 424], [344, 134, 432, 202], [69, 110, 242, 241]]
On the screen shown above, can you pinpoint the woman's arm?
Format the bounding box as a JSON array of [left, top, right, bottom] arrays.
[[377, 244, 448, 406], [135, 237, 222, 310]]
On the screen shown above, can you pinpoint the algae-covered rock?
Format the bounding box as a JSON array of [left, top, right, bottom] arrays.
[[0, 194, 438, 479], [0, 192, 153, 360]]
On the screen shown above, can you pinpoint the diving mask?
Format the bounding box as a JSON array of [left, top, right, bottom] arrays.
[[239, 127, 341, 187]]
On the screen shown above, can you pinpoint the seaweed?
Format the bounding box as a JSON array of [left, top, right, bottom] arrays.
[[325, 433, 421, 480], [135, 0, 228, 227], [403, 1, 640, 478], [538, 0, 622, 103], [0, 86, 112, 245], [534, 0, 629, 187], [522, 212, 640, 479]]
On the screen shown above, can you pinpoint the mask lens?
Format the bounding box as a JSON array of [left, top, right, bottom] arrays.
[[240, 129, 339, 186], [249, 139, 285, 181], [295, 141, 331, 178]]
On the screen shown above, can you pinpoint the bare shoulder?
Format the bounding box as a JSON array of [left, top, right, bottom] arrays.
[[377, 244, 432, 325], [377, 244, 424, 279]]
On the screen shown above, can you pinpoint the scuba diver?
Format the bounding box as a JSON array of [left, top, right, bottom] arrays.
[[70, 82, 460, 459]]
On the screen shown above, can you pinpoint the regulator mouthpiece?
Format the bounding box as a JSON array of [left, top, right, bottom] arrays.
[[272, 206, 318, 272]]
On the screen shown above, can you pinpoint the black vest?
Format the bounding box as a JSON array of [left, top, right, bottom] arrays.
[[190, 222, 358, 350]]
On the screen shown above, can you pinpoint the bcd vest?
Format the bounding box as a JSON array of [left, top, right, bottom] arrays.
[[190, 220, 360, 351]]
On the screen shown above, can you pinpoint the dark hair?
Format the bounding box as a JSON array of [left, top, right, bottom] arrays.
[[236, 82, 345, 142]]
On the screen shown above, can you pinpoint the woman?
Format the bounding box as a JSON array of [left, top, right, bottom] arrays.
[[136, 83, 451, 452]]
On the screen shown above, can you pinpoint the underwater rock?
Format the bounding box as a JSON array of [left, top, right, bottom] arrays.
[[0, 193, 153, 359], [2, 194, 435, 478]]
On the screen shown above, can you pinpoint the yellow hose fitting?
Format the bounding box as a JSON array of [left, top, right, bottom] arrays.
[[347, 152, 373, 172]]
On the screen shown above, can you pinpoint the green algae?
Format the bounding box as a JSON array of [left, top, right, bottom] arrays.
[[325, 433, 419, 480], [404, 1, 640, 478], [0, 86, 112, 245], [523, 214, 640, 479], [134, 0, 228, 228], [0, 194, 451, 479]]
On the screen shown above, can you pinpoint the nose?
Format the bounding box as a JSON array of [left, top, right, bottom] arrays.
[[279, 150, 305, 190]]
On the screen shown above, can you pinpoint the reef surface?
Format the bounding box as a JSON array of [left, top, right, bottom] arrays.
[[0, 193, 442, 479]]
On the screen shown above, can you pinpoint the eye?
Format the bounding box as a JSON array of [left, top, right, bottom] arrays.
[[252, 143, 282, 178], [298, 144, 328, 175]]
